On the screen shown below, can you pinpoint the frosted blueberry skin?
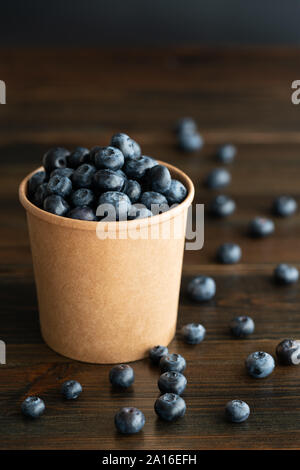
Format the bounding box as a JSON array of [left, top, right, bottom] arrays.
[[187, 275, 216, 302], [245, 351, 275, 378], [181, 323, 206, 344], [149, 345, 169, 365], [28, 170, 47, 198], [217, 144, 237, 164], [109, 364, 135, 388], [127, 204, 153, 220], [72, 163, 96, 189], [67, 206, 97, 221], [159, 353, 186, 373], [154, 393, 186, 421], [217, 243, 242, 264], [21, 396, 45, 418], [225, 400, 250, 423], [230, 316, 255, 338], [248, 217, 275, 238], [97, 191, 131, 221], [140, 191, 168, 211], [273, 264, 299, 285], [71, 188, 95, 207], [123, 179, 142, 203], [205, 168, 231, 190], [50, 167, 74, 179], [163, 179, 187, 205], [93, 169, 125, 193], [209, 194, 236, 217], [276, 339, 300, 365], [43, 194, 70, 216], [67, 147, 90, 168], [61, 380, 83, 400], [32, 182, 49, 208], [143, 164, 172, 193], [124, 155, 157, 180], [114, 407, 145, 434], [158, 372, 187, 395], [93, 146, 125, 171], [42, 147, 69, 174], [47, 175, 72, 198], [272, 195, 297, 217], [110, 133, 137, 160]]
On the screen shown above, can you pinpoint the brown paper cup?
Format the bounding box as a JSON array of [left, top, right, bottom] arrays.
[[19, 161, 194, 364]]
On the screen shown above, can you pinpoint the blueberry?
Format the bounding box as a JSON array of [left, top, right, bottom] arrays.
[[44, 195, 69, 216], [110, 133, 136, 160], [140, 192, 168, 212], [71, 188, 95, 207], [109, 364, 135, 388], [163, 179, 187, 205], [274, 263, 299, 285], [131, 139, 142, 159], [217, 243, 242, 264], [61, 380, 83, 400], [210, 194, 236, 217], [43, 147, 69, 174], [114, 407, 145, 434], [187, 275, 216, 302], [97, 191, 131, 220], [143, 165, 171, 193], [21, 396, 45, 418], [158, 371, 187, 395], [67, 206, 97, 221], [159, 353, 186, 373], [67, 147, 90, 168], [178, 132, 203, 153], [123, 179, 141, 203], [128, 204, 153, 220], [89, 145, 102, 164], [245, 351, 275, 378], [276, 339, 300, 365], [73, 164, 96, 189], [50, 167, 74, 179], [248, 217, 275, 238], [205, 168, 231, 189], [93, 169, 125, 193], [225, 400, 250, 423], [272, 195, 297, 217], [149, 345, 169, 364], [217, 144, 236, 164], [32, 182, 49, 207], [181, 323, 206, 344], [124, 155, 157, 180], [154, 393, 186, 421], [47, 175, 72, 198], [93, 146, 125, 171], [28, 171, 47, 198], [175, 117, 198, 136], [230, 316, 255, 338]]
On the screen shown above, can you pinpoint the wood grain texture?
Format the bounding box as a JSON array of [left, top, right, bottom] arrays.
[[1, 47, 300, 449]]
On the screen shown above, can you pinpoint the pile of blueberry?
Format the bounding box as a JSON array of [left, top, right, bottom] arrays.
[[27, 133, 188, 222]]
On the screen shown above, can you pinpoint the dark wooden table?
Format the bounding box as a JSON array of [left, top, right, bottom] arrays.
[[1, 47, 300, 450]]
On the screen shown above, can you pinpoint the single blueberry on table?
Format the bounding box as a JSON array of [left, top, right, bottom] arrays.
[[110, 133, 136, 160], [61, 380, 83, 400], [217, 243, 242, 264], [71, 188, 95, 207], [21, 396, 45, 418], [67, 206, 97, 221], [217, 144, 237, 164], [93, 146, 125, 171], [273, 263, 299, 285], [109, 364, 135, 388], [47, 175, 72, 198], [272, 195, 297, 217], [149, 345, 169, 364], [230, 316, 255, 338], [209, 194, 236, 217], [28, 170, 47, 198], [177, 131, 203, 153], [158, 371, 187, 395], [50, 167, 74, 179], [127, 204, 153, 220], [159, 353, 186, 373], [67, 147, 90, 168], [175, 117, 198, 136], [225, 400, 250, 423], [98, 191, 131, 220], [123, 179, 141, 203], [205, 167, 231, 189], [163, 179, 187, 205], [72, 163, 96, 189], [276, 339, 300, 365], [245, 351, 275, 378], [43, 147, 69, 174], [93, 169, 125, 193], [154, 393, 186, 422], [32, 183, 49, 208], [114, 407, 145, 434], [181, 323, 206, 344], [140, 192, 168, 212], [44, 194, 69, 216], [143, 164, 171, 193], [124, 155, 157, 180], [248, 217, 274, 238], [187, 275, 216, 302]]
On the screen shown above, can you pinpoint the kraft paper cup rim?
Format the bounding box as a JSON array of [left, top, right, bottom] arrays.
[[19, 160, 195, 232]]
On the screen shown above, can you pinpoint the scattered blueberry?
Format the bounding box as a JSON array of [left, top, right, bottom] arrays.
[[114, 407, 145, 434], [47, 175, 72, 198], [28, 171, 47, 198], [276, 339, 300, 365], [67, 206, 97, 221], [50, 167, 74, 179], [217, 144, 237, 164], [44, 195, 69, 216], [245, 351, 275, 378], [272, 195, 297, 217], [273, 263, 299, 285], [209, 194, 236, 217], [154, 393, 186, 421], [93, 146, 124, 171], [61, 380, 83, 400], [140, 192, 168, 212], [32, 182, 48, 207], [43, 147, 69, 174], [98, 191, 131, 220], [127, 204, 153, 220], [124, 155, 157, 180], [109, 364, 135, 388], [225, 400, 250, 423], [163, 179, 187, 205], [149, 345, 169, 365], [67, 146, 90, 168], [159, 353, 186, 373], [93, 169, 125, 193], [178, 132, 203, 153], [71, 188, 95, 207], [205, 168, 231, 189], [187, 275, 216, 302], [230, 316, 255, 338], [181, 323, 206, 344], [144, 164, 171, 193], [248, 217, 274, 238], [175, 117, 198, 136], [217, 243, 242, 264], [21, 396, 45, 419], [158, 371, 187, 395], [110, 133, 136, 160], [123, 179, 141, 203], [72, 163, 96, 189]]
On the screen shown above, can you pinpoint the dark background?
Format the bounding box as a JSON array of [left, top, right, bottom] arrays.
[[1, 0, 300, 46]]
